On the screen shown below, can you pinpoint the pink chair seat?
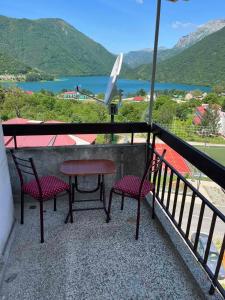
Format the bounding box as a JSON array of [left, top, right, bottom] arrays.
[[113, 175, 155, 199], [22, 176, 69, 200]]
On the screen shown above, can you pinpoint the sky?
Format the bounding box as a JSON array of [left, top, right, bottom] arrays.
[[1, 0, 225, 54]]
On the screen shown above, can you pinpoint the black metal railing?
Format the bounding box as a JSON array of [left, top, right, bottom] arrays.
[[2, 122, 150, 148], [2, 121, 225, 296], [151, 125, 225, 297]]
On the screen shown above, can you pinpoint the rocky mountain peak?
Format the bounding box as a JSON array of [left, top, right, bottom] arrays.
[[174, 19, 225, 49]]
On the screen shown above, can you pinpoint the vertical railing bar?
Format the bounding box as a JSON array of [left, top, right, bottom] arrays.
[[156, 162, 162, 197], [209, 234, 225, 295], [166, 170, 173, 211], [203, 213, 217, 265], [172, 177, 180, 219], [161, 164, 168, 204], [146, 130, 151, 164], [149, 134, 156, 182], [131, 133, 134, 145], [193, 202, 205, 252], [178, 183, 187, 228], [186, 192, 196, 239], [13, 135, 18, 149]]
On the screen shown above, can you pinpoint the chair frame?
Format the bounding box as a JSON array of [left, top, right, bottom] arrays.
[[107, 149, 166, 240], [11, 150, 73, 243]]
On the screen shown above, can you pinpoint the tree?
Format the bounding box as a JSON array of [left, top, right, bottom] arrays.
[[213, 82, 225, 94], [222, 99, 225, 112], [136, 89, 146, 96], [154, 95, 172, 110], [203, 93, 221, 105], [153, 102, 176, 125], [3, 88, 26, 117], [201, 105, 220, 134]]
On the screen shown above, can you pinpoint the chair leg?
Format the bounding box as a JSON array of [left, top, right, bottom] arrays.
[[54, 196, 57, 211], [68, 190, 73, 223], [106, 188, 114, 223], [20, 191, 24, 225], [121, 194, 124, 210], [152, 189, 155, 219], [136, 197, 141, 240], [39, 199, 44, 243]]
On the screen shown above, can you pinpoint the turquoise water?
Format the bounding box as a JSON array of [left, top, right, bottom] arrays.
[[2, 76, 211, 94]]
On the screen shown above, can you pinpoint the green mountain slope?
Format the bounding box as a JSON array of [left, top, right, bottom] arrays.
[[0, 16, 121, 76], [134, 26, 225, 86], [0, 51, 31, 74]]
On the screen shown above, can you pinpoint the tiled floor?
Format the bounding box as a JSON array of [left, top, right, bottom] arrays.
[[0, 195, 204, 299]]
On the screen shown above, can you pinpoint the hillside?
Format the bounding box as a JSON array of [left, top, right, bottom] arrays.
[[0, 52, 31, 75], [134, 26, 225, 86], [0, 16, 122, 76]]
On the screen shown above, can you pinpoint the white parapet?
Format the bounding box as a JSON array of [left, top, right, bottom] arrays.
[[0, 123, 14, 255]]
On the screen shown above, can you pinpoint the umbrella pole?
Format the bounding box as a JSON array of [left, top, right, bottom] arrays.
[[148, 0, 162, 125]]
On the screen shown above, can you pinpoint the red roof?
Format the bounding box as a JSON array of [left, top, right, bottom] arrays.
[[196, 106, 206, 115], [155, 144, 190, 175], [63, 91, 77, 94], [133, 96, 144, 102], [75, 134, 97, 144], [193, 116, 202, 125], [3, 118, 29, 124], [25, 90, 34, 95], [3, 118, 96, 148]]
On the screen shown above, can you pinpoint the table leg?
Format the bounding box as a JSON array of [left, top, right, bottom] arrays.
[[101, 175, 110, 219], [65, 176, 73, 224]]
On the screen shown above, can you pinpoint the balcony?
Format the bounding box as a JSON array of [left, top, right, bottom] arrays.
[[0, 122, 225, 299]]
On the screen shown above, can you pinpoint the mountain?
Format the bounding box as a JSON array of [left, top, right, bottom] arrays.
[[0, 52, 31, 75], [134, 26, 225, 86], [174, 19, 225, 50], [124, 47, 177, 68], [125, 19, 225, 69], [0, 16, 120, 76]]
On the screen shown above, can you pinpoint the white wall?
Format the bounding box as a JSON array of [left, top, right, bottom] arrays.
[[219, 111, 225, 136], [0, 123, 14, 255]]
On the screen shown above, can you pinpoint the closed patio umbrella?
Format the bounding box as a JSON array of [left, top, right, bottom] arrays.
[[148, 0, 189, 125]]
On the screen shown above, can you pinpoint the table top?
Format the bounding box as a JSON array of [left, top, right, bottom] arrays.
[[60, 159, 116, 176]]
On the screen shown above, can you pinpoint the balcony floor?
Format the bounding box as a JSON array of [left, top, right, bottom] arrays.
[[0, 195, 204, 300]]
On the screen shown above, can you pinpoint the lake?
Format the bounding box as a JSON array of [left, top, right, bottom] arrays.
[[2, 76, 211, 95]]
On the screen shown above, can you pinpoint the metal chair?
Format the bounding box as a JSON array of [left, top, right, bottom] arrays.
[[11, 150, 73, 243], [107, 149, 166, 240]]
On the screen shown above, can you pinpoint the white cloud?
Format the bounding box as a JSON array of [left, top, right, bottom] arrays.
[[172, 21, 196, 29], [136, 0, 144, 4]]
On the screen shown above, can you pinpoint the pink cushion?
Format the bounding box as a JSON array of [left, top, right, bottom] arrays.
[[113, 175, 154, 199], [22, 176, 69, 200]]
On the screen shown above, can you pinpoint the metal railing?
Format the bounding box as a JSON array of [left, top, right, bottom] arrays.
[[3, 121, 225, 296], [151, 124, 225, 297]]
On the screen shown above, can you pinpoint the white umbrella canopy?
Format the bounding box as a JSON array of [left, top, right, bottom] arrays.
[[148, 0, 189, 125]]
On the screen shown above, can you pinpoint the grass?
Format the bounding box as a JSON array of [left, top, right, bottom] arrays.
[[195, 146, 225, 166]]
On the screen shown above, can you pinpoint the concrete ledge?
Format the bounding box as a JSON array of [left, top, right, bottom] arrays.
[[0, 219, 16, 291], [146, 194, 223, 300], [7, 143, 147, 202]]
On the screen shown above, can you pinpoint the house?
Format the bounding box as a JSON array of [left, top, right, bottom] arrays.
[[219, 110, 225, 136], [185, 92, 194, 101], [3, 118, 96, 147], [62, 91, 88, 100], [133, 96, 144, 102], [193, 105, 207, 125], [193, 104, 225, 136]]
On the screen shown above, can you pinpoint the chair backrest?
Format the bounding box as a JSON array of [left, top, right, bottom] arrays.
[[10, 150, 42, 198], [139, 149, 166, 197]]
